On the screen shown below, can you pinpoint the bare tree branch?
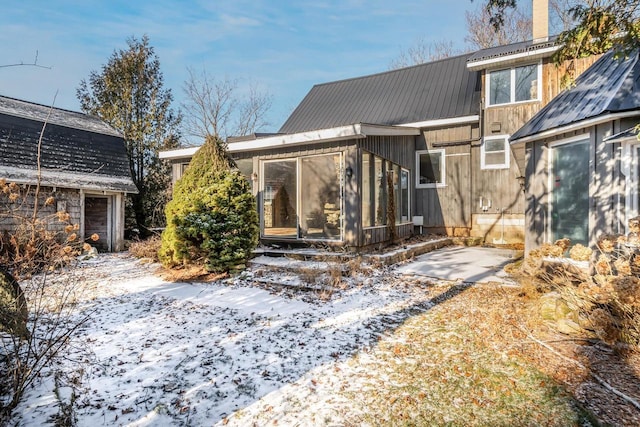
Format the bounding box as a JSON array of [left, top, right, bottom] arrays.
[[182, 67, 272, 140], [389, 38, 463, 69], [465, 3, 531, 49], [0, 51, 51, 69]]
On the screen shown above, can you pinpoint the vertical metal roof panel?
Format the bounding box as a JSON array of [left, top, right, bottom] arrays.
[[279, 53, 480, 133]]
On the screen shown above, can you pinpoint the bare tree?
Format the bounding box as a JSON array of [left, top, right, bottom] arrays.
[[389, 38, 462, 69], [549, 0, 580, 32], [465, 3, 532, 49], [182, 67, 272, 140]]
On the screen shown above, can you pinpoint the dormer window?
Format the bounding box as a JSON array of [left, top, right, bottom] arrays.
[[487, 63, 541, 106]]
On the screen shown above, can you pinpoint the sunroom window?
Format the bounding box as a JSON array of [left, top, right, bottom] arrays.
[[488, 63, 540, 106], [481, 135, 510, 169], [416, 149, 445, 188]]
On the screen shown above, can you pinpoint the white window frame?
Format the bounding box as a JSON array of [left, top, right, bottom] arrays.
[[486, 62, 542, 107], [481, 135, 510, 170], [416, 149, 445, 189]]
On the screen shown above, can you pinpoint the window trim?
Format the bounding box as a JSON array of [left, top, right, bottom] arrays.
[[486, 62, 542, 107], [481, 135, 510, 170], [416, 149, 446, 189]]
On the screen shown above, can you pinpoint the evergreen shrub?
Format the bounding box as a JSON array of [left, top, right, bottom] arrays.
[[159, 137, 259, 273]]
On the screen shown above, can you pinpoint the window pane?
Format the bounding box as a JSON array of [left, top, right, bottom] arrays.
[[300, 154, 342, 240], [515, 64, 538, 102], [401, 169, 409, 221], [552, 141, 590, 245], [263, 160, 297, 238], [485, 138, 506, 153], [419, 152, 442, 185], [485, 152, 506, 166], [374, 157, 386, 226], [235, 158, 254, 191], [362, 153, 372, 227], [490, 69, 511, 105]]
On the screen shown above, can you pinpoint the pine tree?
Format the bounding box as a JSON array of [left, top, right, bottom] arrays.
[[77, 35, 181, 233], [159, 136, 259, 273]]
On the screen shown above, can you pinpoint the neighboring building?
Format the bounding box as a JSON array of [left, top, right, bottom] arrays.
[[510, 50, 640, 253], [160, 0, 605, 252], [0, 96, 137, 251]]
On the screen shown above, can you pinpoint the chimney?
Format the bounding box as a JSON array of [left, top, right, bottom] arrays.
[[532, 0, 549, 42]]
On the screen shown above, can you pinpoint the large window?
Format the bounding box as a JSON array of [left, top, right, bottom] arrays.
[[481, 135, 510, 169], [261, 154, 343, 241], [262, 160, 298, 238], [488, 63, 540, 106], [235, 158, 254, 191], [362, 153, 373, 227], [550, 138, 590, 245], [299, 154, 342, 240], [416, 149, 445, 188], [361, 152, 410, 227]]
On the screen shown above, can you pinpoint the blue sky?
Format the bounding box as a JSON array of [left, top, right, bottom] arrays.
[[0, 1, 481, 139]]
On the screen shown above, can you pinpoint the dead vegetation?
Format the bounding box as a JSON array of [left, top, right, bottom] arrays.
[[340, 282, 639, 426], [0, 179, 95, 422]]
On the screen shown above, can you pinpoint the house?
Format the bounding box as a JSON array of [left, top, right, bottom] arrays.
[[509, 49, 640, 252], [162, 54, 480, 249], [160, 0, 600, 251], [0, 96, 137, 251]]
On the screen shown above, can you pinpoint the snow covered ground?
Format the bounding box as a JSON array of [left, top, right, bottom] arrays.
[[13, 253, 446, 426]]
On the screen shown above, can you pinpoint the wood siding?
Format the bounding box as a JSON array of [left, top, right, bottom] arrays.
[[478, 55, 601, 244], [0, 186, 81, 233], [524, 118, 630, 254], [414, 124, 478, 234], [541, 56, 602, 105]]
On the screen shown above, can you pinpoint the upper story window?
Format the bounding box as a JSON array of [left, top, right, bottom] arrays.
[[487, 63, 540, 106], [416, 149, 445, 188], [481, 135, 510, 169]]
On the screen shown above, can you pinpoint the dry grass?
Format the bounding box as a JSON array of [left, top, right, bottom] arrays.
[[128, 235, 162, 261], [340, 285, 600, 427]]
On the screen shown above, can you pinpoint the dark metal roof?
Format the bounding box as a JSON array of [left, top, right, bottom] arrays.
[[279, 53, 480, 134], [0, 96, 137, 193], [467, 36, 558, 64], [511, 50, 640, 142]]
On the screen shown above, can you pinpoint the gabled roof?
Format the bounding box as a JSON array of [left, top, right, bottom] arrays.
[[466, 36, 558, 70], [510, 50, 640, 143], [0, 96, 121, 137], [0, 96, 137, 193], [279, 54, 480, 134]]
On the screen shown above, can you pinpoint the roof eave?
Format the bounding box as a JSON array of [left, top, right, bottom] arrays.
[[467, 45, 559, 70], [227, 123, 420, 153], [510, 111, 640, 145], [0, 166, 138, 193]]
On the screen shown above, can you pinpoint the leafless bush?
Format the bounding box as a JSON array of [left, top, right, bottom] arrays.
[[128, 234, 162, 261], [515, 223, 640, 348], [0, 180, 94, 421]]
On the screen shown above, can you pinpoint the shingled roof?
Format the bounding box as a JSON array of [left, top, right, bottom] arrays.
[[0, 96, 137, 193], [279, 53, 480, 134], [510, 50, 640, 143]]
